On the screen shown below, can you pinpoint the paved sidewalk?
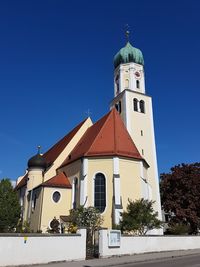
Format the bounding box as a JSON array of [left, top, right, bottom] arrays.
[[31, 249, 200, 267]]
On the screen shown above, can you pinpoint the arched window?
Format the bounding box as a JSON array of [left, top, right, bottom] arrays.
[[94, 173, 106, 213], [73, 178, 78, 209], [140, 100, 145, 113], [136, 80, 140, 89], [133, 98, 138, 111]]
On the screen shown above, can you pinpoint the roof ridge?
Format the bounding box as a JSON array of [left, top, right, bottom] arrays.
[[85, 110, 112, 155]]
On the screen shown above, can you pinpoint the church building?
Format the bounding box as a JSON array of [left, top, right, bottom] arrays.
[[16, 36, 162, 234]]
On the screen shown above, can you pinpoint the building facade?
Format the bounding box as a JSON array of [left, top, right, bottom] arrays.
[[16, 38, 162, 234]]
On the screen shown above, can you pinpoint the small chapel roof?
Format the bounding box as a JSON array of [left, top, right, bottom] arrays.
[[60, 108, 144, 167], [41, 172, 72, 188]]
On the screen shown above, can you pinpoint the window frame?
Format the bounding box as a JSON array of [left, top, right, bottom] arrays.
[[136, 80, 140, 89], [52, 190, 62, 204], [140, 100, 145, 113], [93, 172, 107, 214], [133, 98, 138, 112]]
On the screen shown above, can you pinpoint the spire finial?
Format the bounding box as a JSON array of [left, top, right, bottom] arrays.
[[125, 24, 130, 43], [37, 145, 41, 154]]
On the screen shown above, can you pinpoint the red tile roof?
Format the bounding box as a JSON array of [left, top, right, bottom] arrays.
[[60, 108, 143, 166], [43, 118, 87, 165], [16, 118, 87, 190], [42, 172, 72, 188]]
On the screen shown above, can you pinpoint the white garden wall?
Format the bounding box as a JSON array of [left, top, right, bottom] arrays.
[[0, 229, 86, 266], [99, 229, 200, 258]]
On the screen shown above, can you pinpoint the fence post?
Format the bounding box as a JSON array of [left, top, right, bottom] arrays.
[[98, 229, 108, 258], [77, 228, 87, 260]]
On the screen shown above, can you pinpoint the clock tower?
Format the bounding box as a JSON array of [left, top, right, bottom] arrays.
[[110, 36, 162, 227]]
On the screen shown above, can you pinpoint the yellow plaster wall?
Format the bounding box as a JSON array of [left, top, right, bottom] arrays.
[[87, 158, 113, 229], [27, 170, 44, 191], [59, 160, 81, 189], [119, 158, 142, 209], [40, 187, 71, 232]]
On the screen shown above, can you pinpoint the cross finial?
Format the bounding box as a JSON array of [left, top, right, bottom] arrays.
[[37, 145, 41, 154], [85, 109, 92, 118], [125, 24, 130, 43]]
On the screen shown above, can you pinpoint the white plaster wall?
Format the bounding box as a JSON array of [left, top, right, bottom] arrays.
[[0, 229, 86, 266], [99, 229, 200, 258]]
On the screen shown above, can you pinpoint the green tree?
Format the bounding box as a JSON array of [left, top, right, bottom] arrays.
[[0, 179, 21, 232], [68, 206, 103, 232], [160, 163, 200, 234], [120, 198, 162, 235]]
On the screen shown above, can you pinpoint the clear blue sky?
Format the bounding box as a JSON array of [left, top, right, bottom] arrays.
[[0, 0, 199, 180]]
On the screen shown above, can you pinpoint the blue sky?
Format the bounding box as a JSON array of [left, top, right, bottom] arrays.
[[0, 0, 199, 180]]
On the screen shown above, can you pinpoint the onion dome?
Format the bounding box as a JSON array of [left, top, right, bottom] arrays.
[[114, 42, 144, 69], [28, 146, 47, 170]]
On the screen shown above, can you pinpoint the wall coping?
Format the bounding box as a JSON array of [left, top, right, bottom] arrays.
[[0, 233, 81, 237]]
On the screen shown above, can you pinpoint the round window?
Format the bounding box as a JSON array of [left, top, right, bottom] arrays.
[[52, 191, 61, 203]]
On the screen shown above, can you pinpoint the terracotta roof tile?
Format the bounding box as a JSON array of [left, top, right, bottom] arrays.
[[43, 118, 87, 165], [42, 172, 72, 188], [61, 109, 143, 166]]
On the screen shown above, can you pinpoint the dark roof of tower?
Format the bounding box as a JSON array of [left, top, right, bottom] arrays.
[[28, 153, 47, 169]]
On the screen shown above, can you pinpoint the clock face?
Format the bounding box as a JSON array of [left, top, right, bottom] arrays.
[[135, 71, 141, 79]]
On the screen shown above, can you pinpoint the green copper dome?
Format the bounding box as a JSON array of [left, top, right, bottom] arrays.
[[114, 42, 144, 69]]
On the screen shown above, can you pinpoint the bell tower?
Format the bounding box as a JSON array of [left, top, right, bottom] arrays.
[[110, 32, 162, 227]]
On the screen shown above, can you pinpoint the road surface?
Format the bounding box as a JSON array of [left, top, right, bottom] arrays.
[[113, 254, 200, 267]]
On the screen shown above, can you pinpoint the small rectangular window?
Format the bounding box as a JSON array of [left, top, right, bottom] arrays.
[[141, 130, 143, 136], [136, 80, 140, 89]]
